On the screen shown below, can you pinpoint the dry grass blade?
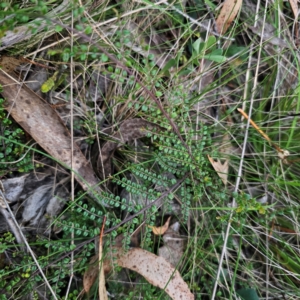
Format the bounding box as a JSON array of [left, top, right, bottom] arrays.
[[98, 217, 108, 300], [237, 108, 291, 161], [83, 217, 107, 297]]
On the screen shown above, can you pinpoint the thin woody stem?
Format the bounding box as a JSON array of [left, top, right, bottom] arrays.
[[237, 108, 283, 153]]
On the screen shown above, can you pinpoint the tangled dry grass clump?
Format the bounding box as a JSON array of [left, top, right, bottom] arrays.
[[0, 0, 300, 299]]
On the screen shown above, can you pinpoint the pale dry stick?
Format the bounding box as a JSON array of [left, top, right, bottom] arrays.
[[196, 19, 212, 135], [190, 20, 212, 288], [98, 216, 108, 300], [241, 6, 260, 121], [268, 3, 282, 115], [0, 189, 58, 300], [91, 71, 107, 181], [190, 218, 198, 290], [64, 10, 75, 300], [211, 0, 268, 298]]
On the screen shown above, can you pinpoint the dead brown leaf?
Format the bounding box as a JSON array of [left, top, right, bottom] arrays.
[[116, 248, 194, 300], [218, 134, 232, 156], [149, 216, 171, 235], [0, 70, 107, 206], [289, 0, 298, 19], [83, 255, 99, 294], [216, 0, 243, 34], [208, 155, 229, 185], [85, 229, 193, 300]]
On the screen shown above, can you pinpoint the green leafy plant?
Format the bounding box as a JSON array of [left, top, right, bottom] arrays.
[[1, 0, 300, 299], [0, 97, 34, 174]]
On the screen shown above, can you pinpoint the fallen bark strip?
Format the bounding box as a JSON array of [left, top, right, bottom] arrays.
[[0, 70, 107, 207]]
